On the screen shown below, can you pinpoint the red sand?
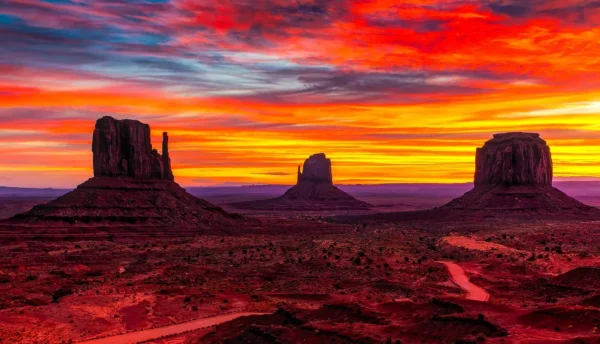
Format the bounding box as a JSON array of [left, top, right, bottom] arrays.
[[81, 312, 270, 344], [439, 261, 490, 302]]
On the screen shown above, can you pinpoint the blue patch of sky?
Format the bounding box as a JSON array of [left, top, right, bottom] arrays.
[[224, 52, 334, 73], [106, 28, 172, 46], [0, 14, 25, 26], [126, 0, 171, 3], [0, 14, 108, 44], [40, 0, 74, 3]]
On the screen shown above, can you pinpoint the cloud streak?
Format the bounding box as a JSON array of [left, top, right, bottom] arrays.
[[1, 0, 600, 187]]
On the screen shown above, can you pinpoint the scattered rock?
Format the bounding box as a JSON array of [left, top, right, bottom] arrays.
[[555, 267, 600, 290]]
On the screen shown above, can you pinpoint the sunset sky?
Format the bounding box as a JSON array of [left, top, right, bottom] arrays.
[[2, 0, 600, 188]]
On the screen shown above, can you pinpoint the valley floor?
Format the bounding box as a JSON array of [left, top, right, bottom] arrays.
[[1, 214, 600, 343]]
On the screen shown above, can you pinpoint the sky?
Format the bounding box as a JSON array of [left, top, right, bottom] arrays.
[[2, 0, 600, 188]]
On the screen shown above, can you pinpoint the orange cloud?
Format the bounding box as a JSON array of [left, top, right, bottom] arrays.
[[1, 0, 600, 187]]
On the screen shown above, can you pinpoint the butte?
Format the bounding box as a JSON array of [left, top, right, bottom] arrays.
[[232, 153, 371, 211], [1, 116, 245, 237], [340, 132, 598, 222], [441, 132, 597, 216]]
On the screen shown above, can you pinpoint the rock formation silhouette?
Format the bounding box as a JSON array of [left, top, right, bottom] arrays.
[[162, 132, 174, 181], [441, 132, 595, 216], [474, 133, 552, 187], [232, 153, 370, 211], [91, 116, 176, 181], [3, 116, 245, 235], [337, 132, 598, 222], [297, 153, 333, 184]]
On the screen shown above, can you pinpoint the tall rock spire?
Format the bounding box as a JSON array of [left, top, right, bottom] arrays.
[[162, 132, 174, 181]]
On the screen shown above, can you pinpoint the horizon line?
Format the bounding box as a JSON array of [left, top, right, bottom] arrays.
[[3, 177, 600, 190]]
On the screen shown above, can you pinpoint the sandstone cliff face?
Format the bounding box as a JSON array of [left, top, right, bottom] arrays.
[[474, 132, 552, 187], [297, 153, 333, 184], [92, 116, 173, 180]]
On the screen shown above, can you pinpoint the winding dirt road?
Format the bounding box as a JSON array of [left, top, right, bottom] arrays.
[[439, 261, 490, 302], [81, 312, 270, 344]]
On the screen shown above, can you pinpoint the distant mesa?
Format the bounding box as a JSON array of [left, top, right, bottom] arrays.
[[441, 132, 595, 216], [232, 153, 371, 211], [2, 116, 245, 236], [338, 132, 598, 222], [474, 132, 552, 187], [297, 153, 333, 184]]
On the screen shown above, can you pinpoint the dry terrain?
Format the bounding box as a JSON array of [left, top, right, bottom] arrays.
[[2, 191, 600, 343]]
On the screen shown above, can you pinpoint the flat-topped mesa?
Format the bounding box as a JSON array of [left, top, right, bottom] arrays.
[[92, 116, 174, 180], [474, 132, 553, 187], [297, 153, 333, 184], [336, 131, 598, 222]]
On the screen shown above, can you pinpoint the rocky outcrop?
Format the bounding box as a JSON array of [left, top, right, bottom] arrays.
[[162, 132, 174, 181], [3, 116, 247, 234], [232, 153, 370, 211], [441, 132, 596, 217], [474, 133, 552, 187], [92, 116, 173, 180], [336, 132, 598, 222], [298, 153, 333, 184]]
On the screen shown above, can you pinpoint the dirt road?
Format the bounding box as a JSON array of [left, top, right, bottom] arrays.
[[439, 261, 490, 302], [81, 312, 269, 344]]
